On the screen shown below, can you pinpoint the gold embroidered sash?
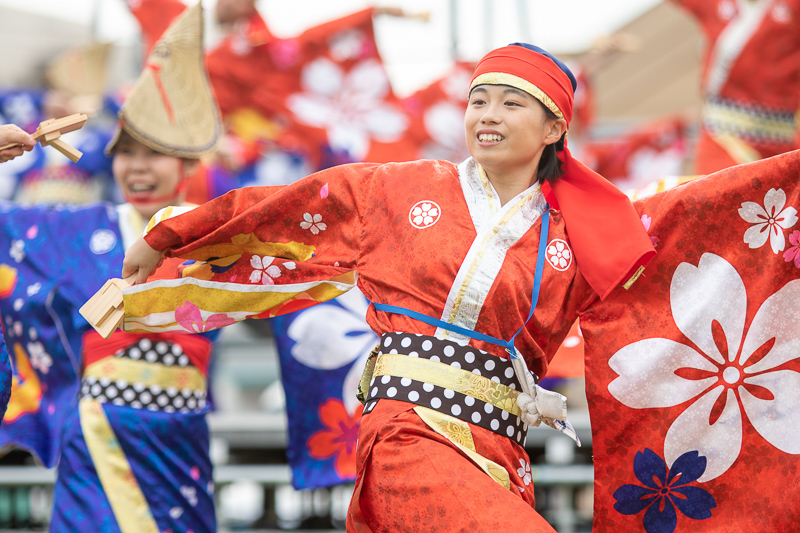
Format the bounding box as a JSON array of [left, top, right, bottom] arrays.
[[373, 353, 521, 417], [84, 357, 206, 392]]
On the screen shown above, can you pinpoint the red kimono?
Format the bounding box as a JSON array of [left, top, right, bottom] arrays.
[[672, 0, 800, 173], [124, 158, 596, 531]]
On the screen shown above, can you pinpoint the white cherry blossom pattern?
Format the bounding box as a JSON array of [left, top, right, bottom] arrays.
[[545, 239, 572, 271], [10, 240, 24, 263], [89, 229, 117, 255], [517, 458, 532, 486], [329, 29, 372, 62], [408, 201, 441, 229], [419, 101, 470, 163], [3, 93, 38, 128], [608, 253, 800, 482], [249, 256, 282, 285], [440, 67, 473, 101], [287, 287, 378, 415], [28, 341, 53, 374], [286, 58, 409, 160], [251, 148, 313, 187], [180, 485, 198, 507], [739, 188, 798, 254], [300, 213, 327, 235], [26, 283, 41, 297]]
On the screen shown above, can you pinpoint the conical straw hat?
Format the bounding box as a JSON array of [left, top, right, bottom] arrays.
[[46, 42, 111, 97], [107, 2, 221, 158]]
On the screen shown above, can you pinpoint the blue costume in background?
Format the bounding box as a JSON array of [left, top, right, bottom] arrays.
[[0, 329, 11, 423], [0, 89, 118, 205], [0, 201, 219, 532]]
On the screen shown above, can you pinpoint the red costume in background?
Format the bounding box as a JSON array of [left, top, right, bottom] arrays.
[[672, 0, 800, 173]]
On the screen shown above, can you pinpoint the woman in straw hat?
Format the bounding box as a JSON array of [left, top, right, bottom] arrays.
[[0, 5, 224, 532], [116, 40, 654, 530]]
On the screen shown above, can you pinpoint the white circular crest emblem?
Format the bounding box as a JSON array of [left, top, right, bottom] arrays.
[[90, 229, 117, 255], [545, 239, 572, 271], [408, 201, 441, 229]]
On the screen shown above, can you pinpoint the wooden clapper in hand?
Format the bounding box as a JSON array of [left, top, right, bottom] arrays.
[[79, 278, 132, 339], [0, 113, 88, 162]]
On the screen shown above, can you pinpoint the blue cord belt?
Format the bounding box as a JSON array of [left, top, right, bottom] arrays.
[[371, 205, 550, 359]]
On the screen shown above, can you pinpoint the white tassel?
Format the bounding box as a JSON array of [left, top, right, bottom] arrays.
[[509, 348, 581, 446]]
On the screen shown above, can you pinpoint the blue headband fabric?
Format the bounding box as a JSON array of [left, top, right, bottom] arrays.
[[509, 43, 577, 93]]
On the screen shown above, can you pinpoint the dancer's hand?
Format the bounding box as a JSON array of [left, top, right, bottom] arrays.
[[0, 124, 36, 162], [122, 237, 165, 285], [374, 7, 430, 21]]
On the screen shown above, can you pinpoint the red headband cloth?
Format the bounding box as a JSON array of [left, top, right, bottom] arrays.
[[470, 45, 574, 125], [470, 45, 656, 300]]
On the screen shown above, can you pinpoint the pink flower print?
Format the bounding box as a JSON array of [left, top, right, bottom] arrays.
[[784, 231, 800, 268], [320, 183, 329, 199], [250, 256, 282, 285], [268, 38, 300, 70], [300, 213, 327, 235], [641, 214, 660, 248], [175, 302, 235, 333]]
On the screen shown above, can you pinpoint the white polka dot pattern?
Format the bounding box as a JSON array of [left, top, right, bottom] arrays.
[[364, 332, 527, 446], [80, 338, 207, 413], [81, 375, 206, 413]]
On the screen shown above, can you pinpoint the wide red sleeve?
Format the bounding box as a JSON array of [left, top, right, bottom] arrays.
[[123, 164, 384, 334], [298, 8, 376, 45], [579, 150, 800, 532], [144, 164, 379, 270]]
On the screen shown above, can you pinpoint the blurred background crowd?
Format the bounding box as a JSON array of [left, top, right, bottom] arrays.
[[0, 0, 796, 531]]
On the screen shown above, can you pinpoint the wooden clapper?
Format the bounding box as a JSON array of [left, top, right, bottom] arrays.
[[0, 113, 88, 162], [79, 277, 132, 339]]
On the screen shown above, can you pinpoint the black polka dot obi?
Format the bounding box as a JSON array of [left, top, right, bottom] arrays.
[[363, 332, 528, 446], [80, 331, 212, 414]]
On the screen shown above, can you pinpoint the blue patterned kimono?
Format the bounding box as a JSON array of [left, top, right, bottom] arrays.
[[0, 201, 218, 532], [0, 329, 10, 423]]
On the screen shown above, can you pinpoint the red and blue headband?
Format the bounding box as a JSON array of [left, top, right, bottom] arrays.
[[470, 43, 576, 127]]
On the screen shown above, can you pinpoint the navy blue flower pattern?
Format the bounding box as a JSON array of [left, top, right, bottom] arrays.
[[613, 448, 716, 533]]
